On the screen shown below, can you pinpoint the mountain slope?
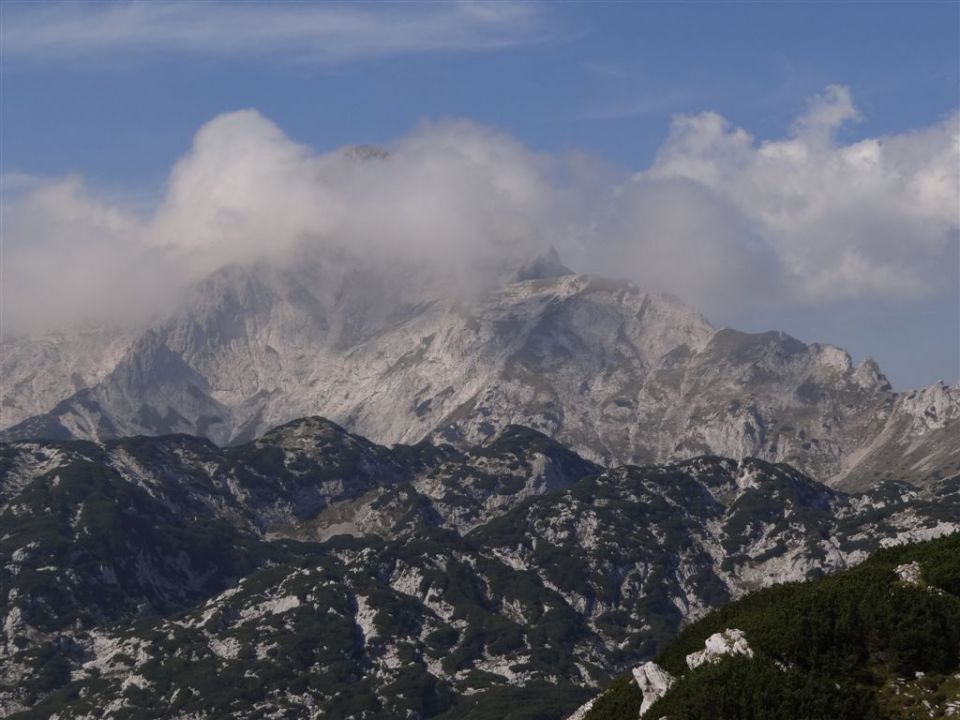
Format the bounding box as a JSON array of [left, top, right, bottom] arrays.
[[3, 265, 957, 488], [0, 327, 134, 429], [1, 419, 958, 718], [578, 533, 960, 720]]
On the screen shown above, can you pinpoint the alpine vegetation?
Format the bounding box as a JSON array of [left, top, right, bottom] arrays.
[[574, 534, 960, 720], [1, 421, 958, 717]]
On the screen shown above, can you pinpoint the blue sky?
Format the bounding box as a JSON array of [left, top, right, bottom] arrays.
[[2, 1, 958, 388], [3, 2, 957, 189]]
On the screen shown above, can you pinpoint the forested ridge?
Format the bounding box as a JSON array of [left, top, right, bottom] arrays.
[[585, 533, 960, 720]]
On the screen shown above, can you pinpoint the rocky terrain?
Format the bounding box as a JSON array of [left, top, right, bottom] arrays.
[[1, 418, 957, 718], [3, 259, 958, 489], [574, 534, 960, 719]]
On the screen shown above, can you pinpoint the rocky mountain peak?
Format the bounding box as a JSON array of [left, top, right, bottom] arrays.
[[852, 357, 891, 390], [510, 246, 574, 282], [1, 263, 955, 489], [257, 415, 357, 446], [342, 144, 390, 162]]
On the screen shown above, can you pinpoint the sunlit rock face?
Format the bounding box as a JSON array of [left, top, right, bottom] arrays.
[[633, 662, 676, 716], [3, 259, 957, 489], [685, 628, 754, 670]]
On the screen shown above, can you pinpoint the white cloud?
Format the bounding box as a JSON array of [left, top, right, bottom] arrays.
[[0, 1, 549, 64], [3, 86, 957, 342], [591, 85, 960, 310], [1, 111, 564, 332], [0, 171, 47, 195], [791, 83, 861, 139], [2, 177, 178, 332], [147, 111, 560, 278]]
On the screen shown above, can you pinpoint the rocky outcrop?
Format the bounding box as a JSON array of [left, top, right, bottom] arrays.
[[894, 561, 923, 585], [633, 662, 676, 716], [565, 698, 597, 720], [685, 628, 754, 670]]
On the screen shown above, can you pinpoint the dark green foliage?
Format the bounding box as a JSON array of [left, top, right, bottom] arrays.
[[655, 536, 960, 680], [469, 463, 734, 663], [650, 656, 879, 720], [432, 682, 593, 720], [19, 642, 74, 705], [4, 424, 960, 720], [0, 457, 275, 634], [586, 533, 960, 720], [579, 675, 642, 720]]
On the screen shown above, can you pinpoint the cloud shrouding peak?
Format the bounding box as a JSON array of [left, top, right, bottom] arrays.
[[2, 111, 566, 332], [0, 1, 549, 64], [148, 110, 560, 274], [3, 87, 958, 362]]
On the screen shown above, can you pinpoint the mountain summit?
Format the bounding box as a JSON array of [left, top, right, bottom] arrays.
[[2, 257, 957, 489]]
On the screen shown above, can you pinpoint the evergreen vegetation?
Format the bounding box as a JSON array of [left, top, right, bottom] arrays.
[[585, 533, 960, 719], [3, 425, 958, 719]]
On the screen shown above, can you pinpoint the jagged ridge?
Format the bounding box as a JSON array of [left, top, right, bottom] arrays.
[[3, 262, 958, 489]]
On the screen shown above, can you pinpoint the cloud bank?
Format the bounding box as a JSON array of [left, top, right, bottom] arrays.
[[641, 86, 958, 305], [3, 87, 958, 351], [579, 85, 960, 313], [0, 1, 549, 64]]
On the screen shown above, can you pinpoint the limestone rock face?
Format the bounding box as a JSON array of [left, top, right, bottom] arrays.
[[685, 628, 755, 670], [895, 561, 923, 585], [564, 697, 597, 720], [633, 661, 676, 716], [3, 258, 957, 488]]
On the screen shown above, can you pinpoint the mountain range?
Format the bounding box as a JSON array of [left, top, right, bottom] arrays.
[[2, 249, 958, 717], [3, 254, 958, 491], [2, 417, 958, 718]]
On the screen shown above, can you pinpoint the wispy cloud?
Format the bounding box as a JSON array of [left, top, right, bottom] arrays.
[[0, 1, 552, 65], [571, 61, 694, 121], [0, 171, 46, 196], [581, 60, 630, 79]]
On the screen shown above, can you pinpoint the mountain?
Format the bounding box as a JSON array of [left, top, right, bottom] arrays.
[[574, 533, 960, 720], [1, 418, 958, 718], [3, 260, 957, 489], [0, 327, 134, 430]]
